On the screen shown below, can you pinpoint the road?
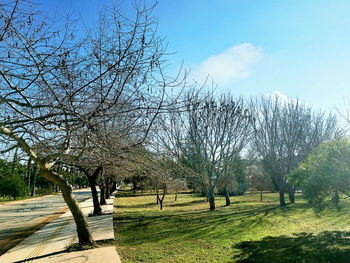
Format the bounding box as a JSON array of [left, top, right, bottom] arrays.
[[0, 196, 115, 263], [0, 189, 92, 256]]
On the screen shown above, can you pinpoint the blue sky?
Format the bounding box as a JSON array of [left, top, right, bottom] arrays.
[[39, 0, 350, 110]]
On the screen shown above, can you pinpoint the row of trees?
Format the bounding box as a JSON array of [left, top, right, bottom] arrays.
[[0, 0, 344, 248], [0, 156, 89, 199], [0, 0, 191, 247], [145, 94, 340, 210]]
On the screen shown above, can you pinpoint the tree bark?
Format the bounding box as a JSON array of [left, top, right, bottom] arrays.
[[225, 188, 231, 206], [27, 158, 32, 188], [105, 178, 111, 199], [83, 167, 103, 215], [288, 188, 295, 204], [110, 181, 116, 194], [132, 181, 137, 193], [41, 169, 95, 246], [99, 183, 107, 205], [88, 176, 102, 215], [30, 164, 37, 196], [157, 185, 166, 210], [279, 191, 286, 207], [208, 191, 216, 211]]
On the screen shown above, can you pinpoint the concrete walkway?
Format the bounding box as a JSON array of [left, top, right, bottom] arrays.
[[0, 189, 92, 256], [34, 246, 121, 263], [0, 197, 120, 263]]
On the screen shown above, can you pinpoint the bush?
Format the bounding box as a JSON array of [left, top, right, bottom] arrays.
[[0, 175, 26, 199]]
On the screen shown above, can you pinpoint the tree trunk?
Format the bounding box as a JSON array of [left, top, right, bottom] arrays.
[[99, 184, 106, 205], [105, 178, 111, 199], [288, 188, 295, 204], [225, 188, 231, 206], [208, 191, 216, 211], [88, 177, 102, 215], [279, 191, 286, 207], [158, 185, 166, 210], [260, 190, 263, 202], [41, 169, 95, 246], [132, 181, 137, 193], [174, 191, 177, 201], [109, 180, 116, 196], [30, 164, 37, 196], [110, 181, 116, 194], [83, 167, 103, 216], [27, 158, 32, 188]]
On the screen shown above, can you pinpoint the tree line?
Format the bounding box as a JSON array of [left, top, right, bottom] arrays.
[[0, 0, 346, 249]]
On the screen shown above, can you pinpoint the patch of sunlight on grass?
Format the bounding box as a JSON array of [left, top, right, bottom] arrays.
[[114, 191, 350, 263]]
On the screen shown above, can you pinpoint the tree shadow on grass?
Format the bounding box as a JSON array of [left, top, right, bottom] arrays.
[[167, 199, 206, 207], [114, 203, 283, 245], [115, 191, 156, 198], [233, 231, 350, 263], [115, 202, 156, 209]]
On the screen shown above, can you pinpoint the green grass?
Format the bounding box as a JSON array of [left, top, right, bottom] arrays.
[[113, 191, 350, 263]]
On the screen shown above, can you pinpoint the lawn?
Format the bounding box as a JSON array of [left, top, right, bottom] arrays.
[[113, 191, 350, 263]]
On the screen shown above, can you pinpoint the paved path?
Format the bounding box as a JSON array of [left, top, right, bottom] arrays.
[[0, 189, 92, 255], [0, 197, 116, 263]]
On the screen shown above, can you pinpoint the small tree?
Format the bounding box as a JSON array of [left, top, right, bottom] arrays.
[[0, 175, 26, 199], [247, 165, 273, 201], [289, 138, 350, 212]]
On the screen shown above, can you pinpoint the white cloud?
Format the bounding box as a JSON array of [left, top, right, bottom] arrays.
[[192, 43, 262, 86], [265, 90, 302, 106], [265, 90, 290, 103]]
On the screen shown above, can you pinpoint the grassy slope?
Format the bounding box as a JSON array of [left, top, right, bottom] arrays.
[[113, 191, 350, 263]]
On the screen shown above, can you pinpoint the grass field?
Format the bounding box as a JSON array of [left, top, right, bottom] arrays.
[[113, 191, 350, 263]]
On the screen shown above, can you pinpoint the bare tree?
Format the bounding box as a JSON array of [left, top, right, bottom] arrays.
[[0, 1, 186, 246], [251, 96, 340, 206], [156, 94, 253, 210]]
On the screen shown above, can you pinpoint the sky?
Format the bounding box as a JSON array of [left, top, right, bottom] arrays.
[[38, 0, 350, 111]]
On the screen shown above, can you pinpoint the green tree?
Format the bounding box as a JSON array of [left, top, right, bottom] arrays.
[[0, 175, 26, 199], [289, 138, 350, 212]]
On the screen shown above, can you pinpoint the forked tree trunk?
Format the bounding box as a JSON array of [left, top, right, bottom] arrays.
[[159, 198, 163, 210], [41, 169, 95, 246], [158, 186, 166, 210], [83, 167, 103, 216]]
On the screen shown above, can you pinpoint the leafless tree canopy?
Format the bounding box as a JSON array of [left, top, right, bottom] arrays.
[[154, 93, 253, 210], [0, 0, 189, 246], [251, 96, 340, 206]]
